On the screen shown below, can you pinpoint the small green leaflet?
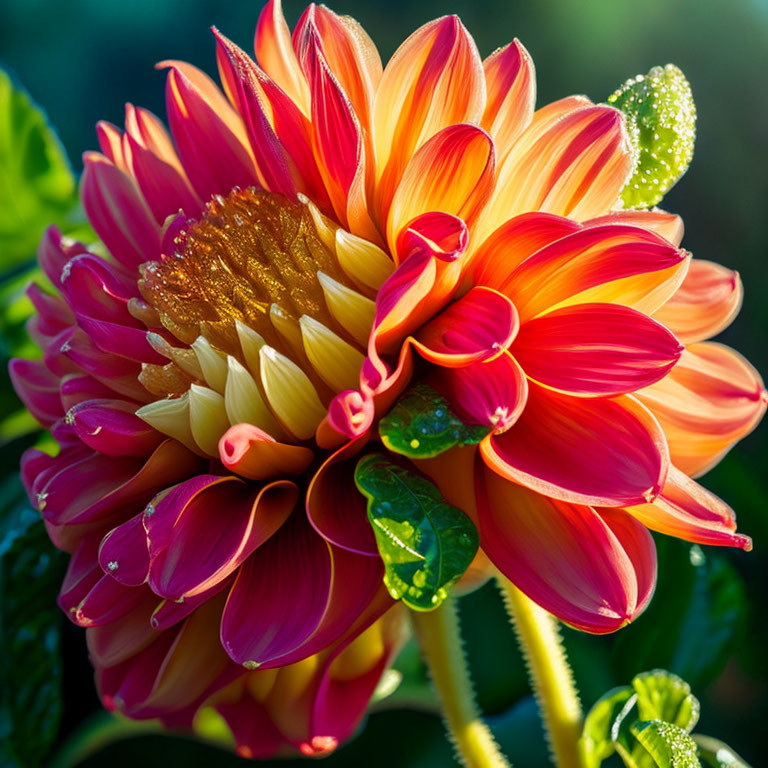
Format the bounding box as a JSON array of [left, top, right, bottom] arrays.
[[630, 722, 700, 768], [694, 735, 753, 768], [354, 454, 479, 611], [608, 64, 696, 209], [379, 384, 488, 460]]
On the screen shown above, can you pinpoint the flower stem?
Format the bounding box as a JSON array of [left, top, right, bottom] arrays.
[[498, 576, 583, 768], [411, 598, 511, 768]]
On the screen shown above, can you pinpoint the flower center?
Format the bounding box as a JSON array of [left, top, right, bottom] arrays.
[[135, 188, 388, 448]]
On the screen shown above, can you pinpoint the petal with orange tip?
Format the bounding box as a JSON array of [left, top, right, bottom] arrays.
[[481, 40, 536, 162], [585, 209, 684, 247], [293, 4, 381, 135], [414, 286, 518, 368], [476, 105, 632, 242], [481, 383, 669, 507], [373, 15, 486, 221], [438, 351, 528, 433], [512, 302, 683, 396], [219, 423, 313, 481], [636, 342, 767, 477], [255, 0, 310, 113], [386, 123, 496, 253], [468, 212, 580, 290], [159, 61, 258, 201], [502, 223, 689, 322], [80, 152, 162, 271], [622, 465, 752, 550], [652, 259, 743, 344], [477, 465, 656, 633]]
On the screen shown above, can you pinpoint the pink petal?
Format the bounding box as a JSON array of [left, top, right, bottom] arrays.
[[37, 226, 89, 289], [86, 594, 158, 667], [98, 514, 151, 586], [414, 286, 519, 368], [8, 358, 63, 427], [512, 302, 683, 396], [74, 574, 149, 627], [80, 152, 162, 271], [158, 61, 258, 201], [477, 464, 657, 633], [480, 383, 669, 506], [437, 351, 528, 432]]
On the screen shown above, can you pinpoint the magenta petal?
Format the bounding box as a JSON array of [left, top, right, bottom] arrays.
[[513, 302, 684, 396], [99, 514, 151, 586], [81, 152, 162, 271], [37, 226, 89, 289], [149, 576, 233, 631], [8, 358, 63, 427], [87, 593, 158, 667], [147, 477, 296, 600], [221, 513, 332, 668], [58, 534, 103, 616], [438, 352, 528, 432], [415, 286, 519, 367], [477, 464, 657, 633], [26, 283, 74, 335], [481, 383, 668, 507], [74, 574, 148, 627]]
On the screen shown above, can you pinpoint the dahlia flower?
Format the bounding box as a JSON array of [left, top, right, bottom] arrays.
[[10, 0, 765, 758]]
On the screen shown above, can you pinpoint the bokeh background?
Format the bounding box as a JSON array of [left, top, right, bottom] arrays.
[[1, 0, 766, 765]]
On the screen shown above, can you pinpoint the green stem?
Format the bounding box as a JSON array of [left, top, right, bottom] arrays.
[[498, 577, 583, 768], [411, 598, 511, 768]]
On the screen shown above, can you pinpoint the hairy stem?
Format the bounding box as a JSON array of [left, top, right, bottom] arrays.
[[411, 598, 511, 768], [498, 577, 583, 768]]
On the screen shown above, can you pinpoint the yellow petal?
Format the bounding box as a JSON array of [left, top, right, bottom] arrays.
[[334, 229, 393, 292], [136, 393, 200, 454], [299, 315, 364, 393], [317, 271, 375, 346], [191, 335, 228, 393], [188, 384, 230, 456], [224, 356, 287, 440]]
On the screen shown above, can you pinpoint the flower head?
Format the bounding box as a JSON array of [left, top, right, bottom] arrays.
[[10, 0, 766, 757]]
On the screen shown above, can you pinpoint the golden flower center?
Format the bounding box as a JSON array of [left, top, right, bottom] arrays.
[[134, 188, 391, 448]]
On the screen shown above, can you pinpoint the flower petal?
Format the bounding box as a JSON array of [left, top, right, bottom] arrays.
[[437, 351, 528, 433], [481, 383, 668, 506], [584, 209, 684, 246], [481, 39, 536, 162], [386, 123, 495, 254], [220, 512, 333, 668], [501, 223, 689, 322], [98, 514, 150, 586], [622, 465, 752, 550], [8, 358, 63, 427], [414, 286, 518, 368], [636, 342, 767, 476], [373, 15, 485, 222], [652, 259, 743, 343], [147, 477, 296, 600], [477, 465, 656, 633], [512, 302, 683, 396]]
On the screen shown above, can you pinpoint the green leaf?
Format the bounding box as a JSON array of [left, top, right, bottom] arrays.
[[0, 68, 78, 273], [579, 685, 634, 768], [631, 670, 700, 732], [378, 384, 488, 459], [630, 721, 701, 768], [354, 454, 479, 611], [0, 475, 66, 767], [612, 539, 745, 690], [693, 735, 752, 768], [608, 64, 696, 209]]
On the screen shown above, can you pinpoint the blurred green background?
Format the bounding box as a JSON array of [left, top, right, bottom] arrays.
[[0, 0, 766, 765]]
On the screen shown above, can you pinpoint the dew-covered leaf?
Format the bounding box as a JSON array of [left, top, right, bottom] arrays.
[[354, 454, 479, 611], [632, 670, 700, 733], [630, 721, 701, 768], [609, 64, 696, 209], [379, 384, 488, 459]]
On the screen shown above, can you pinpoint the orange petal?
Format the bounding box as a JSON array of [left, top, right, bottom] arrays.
[[477, 104, 632, 242], [585, 208, 684, 246], [373, 16, 486, 224], [219, 423, 314, 481], [501, 223, 689, 322], [481, 39, 536, 163], [254, 0, 310, 112], [652, 259, 743, 343], [622, 465, 752, 550], [386, 124, 495, 256], [636, 342, 766, 476]]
